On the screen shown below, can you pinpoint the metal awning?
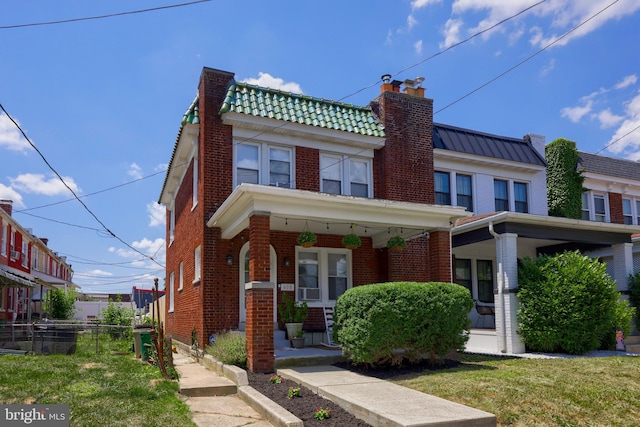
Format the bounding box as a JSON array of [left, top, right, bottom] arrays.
[[0, 267, 37, 288]]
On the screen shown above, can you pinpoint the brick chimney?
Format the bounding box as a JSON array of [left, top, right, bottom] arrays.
[[0, 199, 13, 216]]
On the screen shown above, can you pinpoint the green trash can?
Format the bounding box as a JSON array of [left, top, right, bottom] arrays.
[[140, 331, 153, 361]]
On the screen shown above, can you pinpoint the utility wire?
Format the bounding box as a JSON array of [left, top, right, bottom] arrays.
[[0, 0, 212, 30], [0, 103, 165, 269], [595, 122, 640, 154]]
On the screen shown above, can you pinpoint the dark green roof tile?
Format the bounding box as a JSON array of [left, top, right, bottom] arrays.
[[219, 81, 385, 138]]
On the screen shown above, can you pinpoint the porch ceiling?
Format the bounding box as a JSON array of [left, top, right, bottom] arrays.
[[0, 266, 36, 288], [207, 184, 470, 248]]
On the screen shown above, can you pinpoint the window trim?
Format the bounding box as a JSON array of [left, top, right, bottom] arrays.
[[178, 262, 184, 291], [456, 173, 473, 212], [295, 247, 352, 306], [514, 181, 529, 214], [434, 171, 451, 205], [494, 179, 509, 212], [193, 246, 201, 284], [192, 156, 199, 210], [320, 153, 372, 197], [168, 271, 175, 313], [234, 142, 295, 189]]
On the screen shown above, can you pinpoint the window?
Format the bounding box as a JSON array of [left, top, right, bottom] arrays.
[[435, 171, 451, 205], [194, 246, 201, 283], [10, 231, 16, 258], [623, 198, 633, 225], [178, 262, 184, 291], [0, 224, 6, 257], [477, 260, 494, 303], [636, 200, 640, 225], [21, 241, 28, 267], [454, 258, 472, 293], [169, 209, 175, 244], [494, 180, 509, 211], [31, 247, 39, 270], [235, 143, 293, 188], [582, 193, 590, 220], [168, 271, 174, 313], [192, 156, 198, 208], [297, 248, 350, 303], [514, 182, 528, 213], [594, 194, 606, 222], [456, 174, 473, 211], [320, 154, 371, 197]]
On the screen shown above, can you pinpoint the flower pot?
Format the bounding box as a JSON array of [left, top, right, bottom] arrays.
[[300, 242, 315, 248], [290, 337, 305, 348], [285, 322, 303, 341]]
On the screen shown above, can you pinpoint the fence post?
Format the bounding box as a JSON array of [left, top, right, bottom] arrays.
[[95, 322, 99, 355]]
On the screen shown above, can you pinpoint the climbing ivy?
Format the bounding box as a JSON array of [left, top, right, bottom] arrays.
[[546, 138, 585, 218]]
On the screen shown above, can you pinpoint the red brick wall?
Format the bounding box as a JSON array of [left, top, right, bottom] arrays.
[[609, 192, 623, 224], [246, 285, 274, 373], [427, 230, 452, 282], [373, 90, 434, 204], [296, 146, 320, 191]]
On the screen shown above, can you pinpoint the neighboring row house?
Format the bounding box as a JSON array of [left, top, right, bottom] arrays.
[[159, 67, 640, 371], [0, 199, 77, 344]]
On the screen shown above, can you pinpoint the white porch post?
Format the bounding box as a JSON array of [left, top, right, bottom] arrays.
[[611, 242, 633, 293], [495, 232, 525, 354]]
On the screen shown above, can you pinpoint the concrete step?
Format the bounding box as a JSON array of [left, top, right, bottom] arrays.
[[176, 361, 237, 397], [624, 335, 640, 345], [626, 344, 640, 353]]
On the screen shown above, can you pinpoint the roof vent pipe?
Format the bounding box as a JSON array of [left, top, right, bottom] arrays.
[[381, 74, 391, 84]]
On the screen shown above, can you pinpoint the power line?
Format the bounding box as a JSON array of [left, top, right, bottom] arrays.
[[596, 123, 640, 154], [0, 0, 212, 30], [0, 103, 165, 269]]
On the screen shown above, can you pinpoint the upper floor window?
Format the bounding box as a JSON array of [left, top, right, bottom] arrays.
[[31, 247, 39, 270], [192, 156, 198, 208], [194, 246, 201, 283], [435, 171, 451, 205], [320, 154, 371, 197], [514, 182, 528, 213], [21, 241, 28, 267], [456, 174, 473, 211], [235, 143, 293, 188], [494, 180, 509, 211], [178, 262, 184, 291], [169, 209, 175, 244], [297, 248, 350, 304], [623, 198, 633, 225], [168, 271, 175, 313], [582, 191, 608, 222], [0, 224, 6, 257]]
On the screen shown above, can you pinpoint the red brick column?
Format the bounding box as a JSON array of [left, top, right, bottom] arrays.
[[246, 213, 274, 373], [428, 230, 452, 282]]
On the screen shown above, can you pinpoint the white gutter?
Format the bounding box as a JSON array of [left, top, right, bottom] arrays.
[[488, 221, 507, 353]]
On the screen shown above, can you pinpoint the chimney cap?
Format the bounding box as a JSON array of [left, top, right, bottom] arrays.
[[381, 74, 392, 84], [403, 77, 425, 88]]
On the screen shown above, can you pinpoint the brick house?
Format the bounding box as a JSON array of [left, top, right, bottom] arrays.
[[0, 199, 76, 345], [158, 68, 470, 371]]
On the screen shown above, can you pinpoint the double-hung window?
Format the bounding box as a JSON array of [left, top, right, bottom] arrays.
[[297, 248, 350, 303], [456, 174, 473, 211], [581, 193, 590, 220], [0, 224, 6, 257], [594, 194, 606, 222], [514, 182, 528, 213], [21, 241, 28, 267], [454, 259, 472, 293], [434, 171, 451, 205], [477, 260, 494, 303], [236, 143, 293, 188], [320, 154, 371, 197], [194, 246, 201, 283], [494, 180, 509, 211], [168, 271, 174, 313], [623, 198, 633, 225]]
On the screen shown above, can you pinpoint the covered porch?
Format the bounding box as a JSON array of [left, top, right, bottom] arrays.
[[452, 212, 640, 354]]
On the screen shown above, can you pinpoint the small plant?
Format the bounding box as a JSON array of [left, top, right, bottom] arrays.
[[342, 233, 361, 249], [100, 295, 135, 339], [278, 293, 309, 324], [269, 374, 282, 384], [206, 331, 247, 368], [314, 408, 332, 420], [297, 230, 317, 247], [287, 387, 301, 399], [387, 235, 406, 252]]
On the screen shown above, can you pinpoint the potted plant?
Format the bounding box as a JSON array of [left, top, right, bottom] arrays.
[[278, 293, 309, 341], [290, 328, 305, 348], [297, 231, 317, 248], [387, 235, 406, 252], [342, 233, 361, 250]]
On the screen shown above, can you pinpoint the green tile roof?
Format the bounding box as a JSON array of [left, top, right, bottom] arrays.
[[219, 81, 385, 137], [181, 95, 199, 126]]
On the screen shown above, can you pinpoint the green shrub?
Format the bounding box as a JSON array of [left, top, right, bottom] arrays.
[[518, 251, 632, 354], [43, 288, 78, 320], [333, 282, 473, 366], [100, 296, 135, 340], [206, 332, 247, 368], [629, 272, 640, 328]]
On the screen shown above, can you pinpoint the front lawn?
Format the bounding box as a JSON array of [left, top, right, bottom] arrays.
[[392, 353, 640, 426], [0, 333, 194, 427]]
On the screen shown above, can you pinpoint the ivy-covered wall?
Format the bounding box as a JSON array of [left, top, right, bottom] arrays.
[[546, 138, 585, 219]]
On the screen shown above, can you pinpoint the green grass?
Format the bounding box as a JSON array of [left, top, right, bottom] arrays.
[[0, 333, 194, 427], [392, 353, 640, 426]]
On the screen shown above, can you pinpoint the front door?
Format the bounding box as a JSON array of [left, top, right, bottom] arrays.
[[239, 243, 277, 330]]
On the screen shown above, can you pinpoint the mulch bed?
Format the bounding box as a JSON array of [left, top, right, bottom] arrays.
[[246, 358, 460, 426]]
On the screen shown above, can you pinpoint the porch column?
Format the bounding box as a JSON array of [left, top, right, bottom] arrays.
[[246, 212, 275, 373], [428, 230, 452, 282], [611, 243, 633, 293], [494, 232, 525, 354]]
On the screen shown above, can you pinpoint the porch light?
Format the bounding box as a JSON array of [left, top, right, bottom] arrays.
[[284, 257, 291, 268], [226, 254, 233, 266]]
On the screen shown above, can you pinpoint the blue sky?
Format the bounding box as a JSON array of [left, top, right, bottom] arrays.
[[1, 0, 639, 294]]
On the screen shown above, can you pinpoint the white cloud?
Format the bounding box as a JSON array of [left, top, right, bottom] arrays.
[[414, 39, 423, 54], [615, 75, 638, 90], [561, 100, 593, 123], [128, 162, 143, 180], [0, 184, 24, 207], [0, 113, 31, 152], [606, 92, 640, 155], [407, 14, 418, 31], [147, 202, 165, 227], [9, 173, 80, 196], [593, 108, 624, 128], [154, 163, 168, 172], [440, 18, 464, 49], [539, 58, 556, 78], [384, 29, 393, 46], [411, 0, 442, 10], [242, 72, 303, 94], [78, 269, 113, 278]]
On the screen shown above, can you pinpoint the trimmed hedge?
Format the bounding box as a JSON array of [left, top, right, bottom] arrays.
[[518, 251, 633, 355], [333, 282, 473, 366]]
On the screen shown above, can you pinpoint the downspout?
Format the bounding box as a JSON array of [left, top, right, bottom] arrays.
[[488, 221, 507, 353]]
